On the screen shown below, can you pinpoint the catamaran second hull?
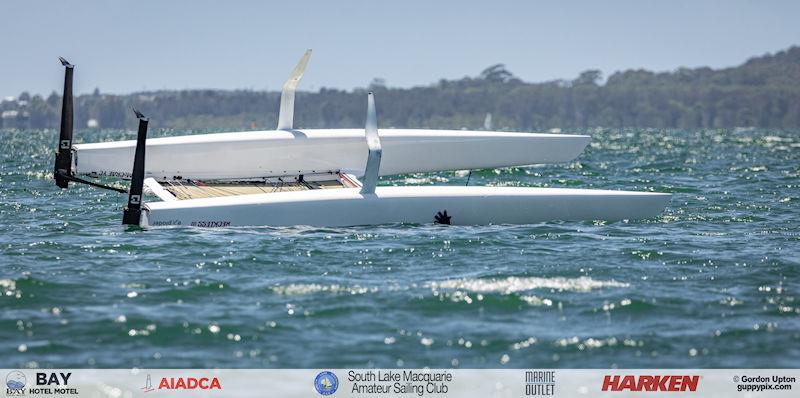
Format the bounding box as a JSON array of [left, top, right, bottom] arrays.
[[72, 129, 590, 180], [52, 54, 672, 230], [141, 186, 670, 228]]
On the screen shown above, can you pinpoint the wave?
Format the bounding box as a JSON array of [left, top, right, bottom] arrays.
[[426, 276, 629, 294], [271, 283, 379, 295], [268, 276, 628, 298]]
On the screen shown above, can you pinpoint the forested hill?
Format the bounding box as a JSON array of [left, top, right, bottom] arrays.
[[3, 46, 800, 130]]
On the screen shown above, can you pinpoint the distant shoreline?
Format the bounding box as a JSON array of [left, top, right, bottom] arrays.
[[2, 46, 798, 130]]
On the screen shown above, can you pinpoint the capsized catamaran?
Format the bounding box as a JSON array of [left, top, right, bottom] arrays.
[[52, 51, 670, 228]]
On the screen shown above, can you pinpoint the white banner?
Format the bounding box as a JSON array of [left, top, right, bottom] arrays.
[[2, 369, 798, 398]]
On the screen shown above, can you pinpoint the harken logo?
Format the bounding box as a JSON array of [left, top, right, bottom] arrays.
[[602, 375, 700, 392]]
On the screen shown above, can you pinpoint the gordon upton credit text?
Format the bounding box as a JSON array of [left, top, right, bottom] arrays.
[[348, 370, 453, 396]]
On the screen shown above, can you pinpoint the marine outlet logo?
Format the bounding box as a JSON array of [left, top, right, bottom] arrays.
[[5, 371, 26, 395], [525, 370, 555, 396]]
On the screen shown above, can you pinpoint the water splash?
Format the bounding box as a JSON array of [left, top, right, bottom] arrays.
[[427, 276, 629, 294]]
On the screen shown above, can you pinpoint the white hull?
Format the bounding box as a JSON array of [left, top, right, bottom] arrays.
[[74, 129, 590, 180], [53, 53, 671, 230], [141, 186, 670, 228]]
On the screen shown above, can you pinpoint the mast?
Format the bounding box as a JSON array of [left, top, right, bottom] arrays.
[[54, 57, 74, 188], [276, 49, 312, 130], [360, 92, 382, 194], [122, 109, 149, 226]]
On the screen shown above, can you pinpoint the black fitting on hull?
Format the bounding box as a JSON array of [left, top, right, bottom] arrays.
[[122, 109, 149, 226], [54, 57, 74, 188]]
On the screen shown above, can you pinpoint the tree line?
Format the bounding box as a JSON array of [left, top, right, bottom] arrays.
[[2, 46, 799, 131]]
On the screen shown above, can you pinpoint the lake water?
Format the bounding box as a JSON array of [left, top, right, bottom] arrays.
[[1, 127, 798, 368]]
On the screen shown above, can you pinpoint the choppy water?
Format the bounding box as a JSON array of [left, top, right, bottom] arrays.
[[1, 128, 798, 368]]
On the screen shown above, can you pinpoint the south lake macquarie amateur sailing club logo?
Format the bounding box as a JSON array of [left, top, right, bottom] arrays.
[[314, 371, 339, 395]]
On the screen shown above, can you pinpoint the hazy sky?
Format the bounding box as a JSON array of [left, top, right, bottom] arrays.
[[2, 0, 798, 98]]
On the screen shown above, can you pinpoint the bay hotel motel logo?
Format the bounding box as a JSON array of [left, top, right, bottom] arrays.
[[5, 371, 77, 396], [5, 371, 25, 395]]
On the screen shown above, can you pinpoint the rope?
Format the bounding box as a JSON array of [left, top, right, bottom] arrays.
[[56, 172, 126, 193]]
